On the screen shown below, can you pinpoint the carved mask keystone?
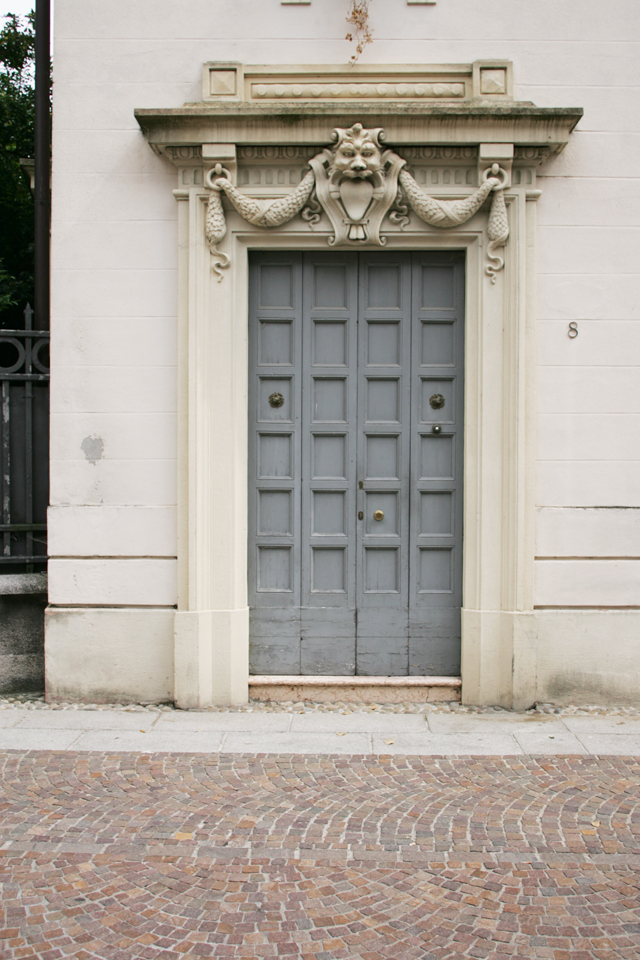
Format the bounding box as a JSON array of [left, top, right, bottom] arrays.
[[309, 123, 406, 246]]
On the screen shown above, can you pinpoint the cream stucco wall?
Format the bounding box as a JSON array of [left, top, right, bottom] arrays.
[[47, 0, 640, 705]]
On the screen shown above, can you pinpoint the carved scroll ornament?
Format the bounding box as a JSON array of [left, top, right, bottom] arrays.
[[205, 123, 509, 281]]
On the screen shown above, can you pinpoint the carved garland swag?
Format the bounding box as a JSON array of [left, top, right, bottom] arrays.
[[205, 123, 509, 282]]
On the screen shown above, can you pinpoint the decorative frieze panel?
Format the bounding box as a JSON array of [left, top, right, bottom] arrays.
[[251, 81, 465, 100], [179, 167, 204, 186], [235, 164, 479, 198], [164, 145, 203, 163], [201, 61, 513, 105], [234, 155, 481, 192], [238, 146, 318, 161], [410, 167, 476, 187], [236, 146, 320, 191], [512, 168, 535, 186], [237, 166, 309, 188], [401, 146, 478, 161], [514, 146, 552, 163]]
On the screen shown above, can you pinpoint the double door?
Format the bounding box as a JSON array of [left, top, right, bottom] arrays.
[[248, 251, 464, 676]]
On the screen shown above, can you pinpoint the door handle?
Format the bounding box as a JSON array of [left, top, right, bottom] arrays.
[[373, 509, 384, 521]]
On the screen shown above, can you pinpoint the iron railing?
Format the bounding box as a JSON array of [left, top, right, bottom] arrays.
[[0, 305, 49, 573]]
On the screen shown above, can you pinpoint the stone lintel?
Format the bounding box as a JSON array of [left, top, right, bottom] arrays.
[[136, 102, 583, 157]]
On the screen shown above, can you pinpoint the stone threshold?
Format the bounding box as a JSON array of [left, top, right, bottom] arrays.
[[249, 675, 462, 704]]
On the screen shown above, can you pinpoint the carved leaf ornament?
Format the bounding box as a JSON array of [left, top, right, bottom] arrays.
[[205, 123, 509, 282]]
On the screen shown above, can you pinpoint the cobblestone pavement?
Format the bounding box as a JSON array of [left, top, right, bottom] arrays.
[[1, 752, 639, 959]]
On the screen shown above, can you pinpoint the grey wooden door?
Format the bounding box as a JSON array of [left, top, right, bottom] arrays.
[[248, 251, 464, 676]]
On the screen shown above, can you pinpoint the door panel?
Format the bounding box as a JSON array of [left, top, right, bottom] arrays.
[[355, 254, 411, 676], [300, 253, 358, 674], [248, 253, 303, 674], [249, 251, 464, 676], [409, 253, 465, 675]]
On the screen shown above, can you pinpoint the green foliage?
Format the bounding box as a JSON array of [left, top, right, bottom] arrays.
[[0, 11, 38, 327]]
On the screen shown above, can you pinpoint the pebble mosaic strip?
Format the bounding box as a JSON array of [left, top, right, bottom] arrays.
[[1, 692, 639, 716]]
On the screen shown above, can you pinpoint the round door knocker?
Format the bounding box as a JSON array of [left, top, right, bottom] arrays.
[[429, 393, 446, 410], [268, 392, 285, 408]]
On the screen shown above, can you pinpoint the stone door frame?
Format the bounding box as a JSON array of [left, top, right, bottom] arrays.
[[171, 199, 534, 709], [135, 61, 581, 708]]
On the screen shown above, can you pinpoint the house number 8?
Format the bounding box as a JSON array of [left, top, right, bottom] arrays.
[[568, 322, 578, 339]]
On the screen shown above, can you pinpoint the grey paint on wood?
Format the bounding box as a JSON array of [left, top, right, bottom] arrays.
[[356, 253, 412, 676], [409, 254, 464, 676], [249, 251, 464, 676], [301, 253, 358, 674]]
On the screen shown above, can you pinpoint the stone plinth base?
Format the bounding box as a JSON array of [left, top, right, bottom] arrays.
[[45, 607, 175, 704]]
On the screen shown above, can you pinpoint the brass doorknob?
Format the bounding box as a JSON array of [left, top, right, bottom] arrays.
[[373, 509, 384, 521]]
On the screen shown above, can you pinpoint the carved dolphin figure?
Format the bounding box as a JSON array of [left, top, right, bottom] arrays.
[[486, 182, 509, 281], [398, 168, 501, 229], [204, 180, 229, 280], [205, 168, 316, 279], [211, 170, 316, 228]]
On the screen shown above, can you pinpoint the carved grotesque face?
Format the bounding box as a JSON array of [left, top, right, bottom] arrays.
[[330, 124, 383, 179]]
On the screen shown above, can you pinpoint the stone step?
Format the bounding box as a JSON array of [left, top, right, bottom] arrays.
[[249, 675, 461, 704]]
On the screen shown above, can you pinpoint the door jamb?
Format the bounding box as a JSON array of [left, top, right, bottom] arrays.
[[173, 187, 537, 708]]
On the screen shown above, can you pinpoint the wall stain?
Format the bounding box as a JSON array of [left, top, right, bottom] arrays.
[[544, 671, 638, 707], [81, 436, 104, 465]]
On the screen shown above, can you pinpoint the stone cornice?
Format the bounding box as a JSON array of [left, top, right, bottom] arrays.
[[135, 100, 583, 153]]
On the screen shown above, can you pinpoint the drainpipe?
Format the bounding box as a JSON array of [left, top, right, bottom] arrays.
[[33, 0, 50, 332]]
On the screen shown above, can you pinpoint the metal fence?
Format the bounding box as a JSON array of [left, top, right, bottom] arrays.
[[0, 305, 49, 573]]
